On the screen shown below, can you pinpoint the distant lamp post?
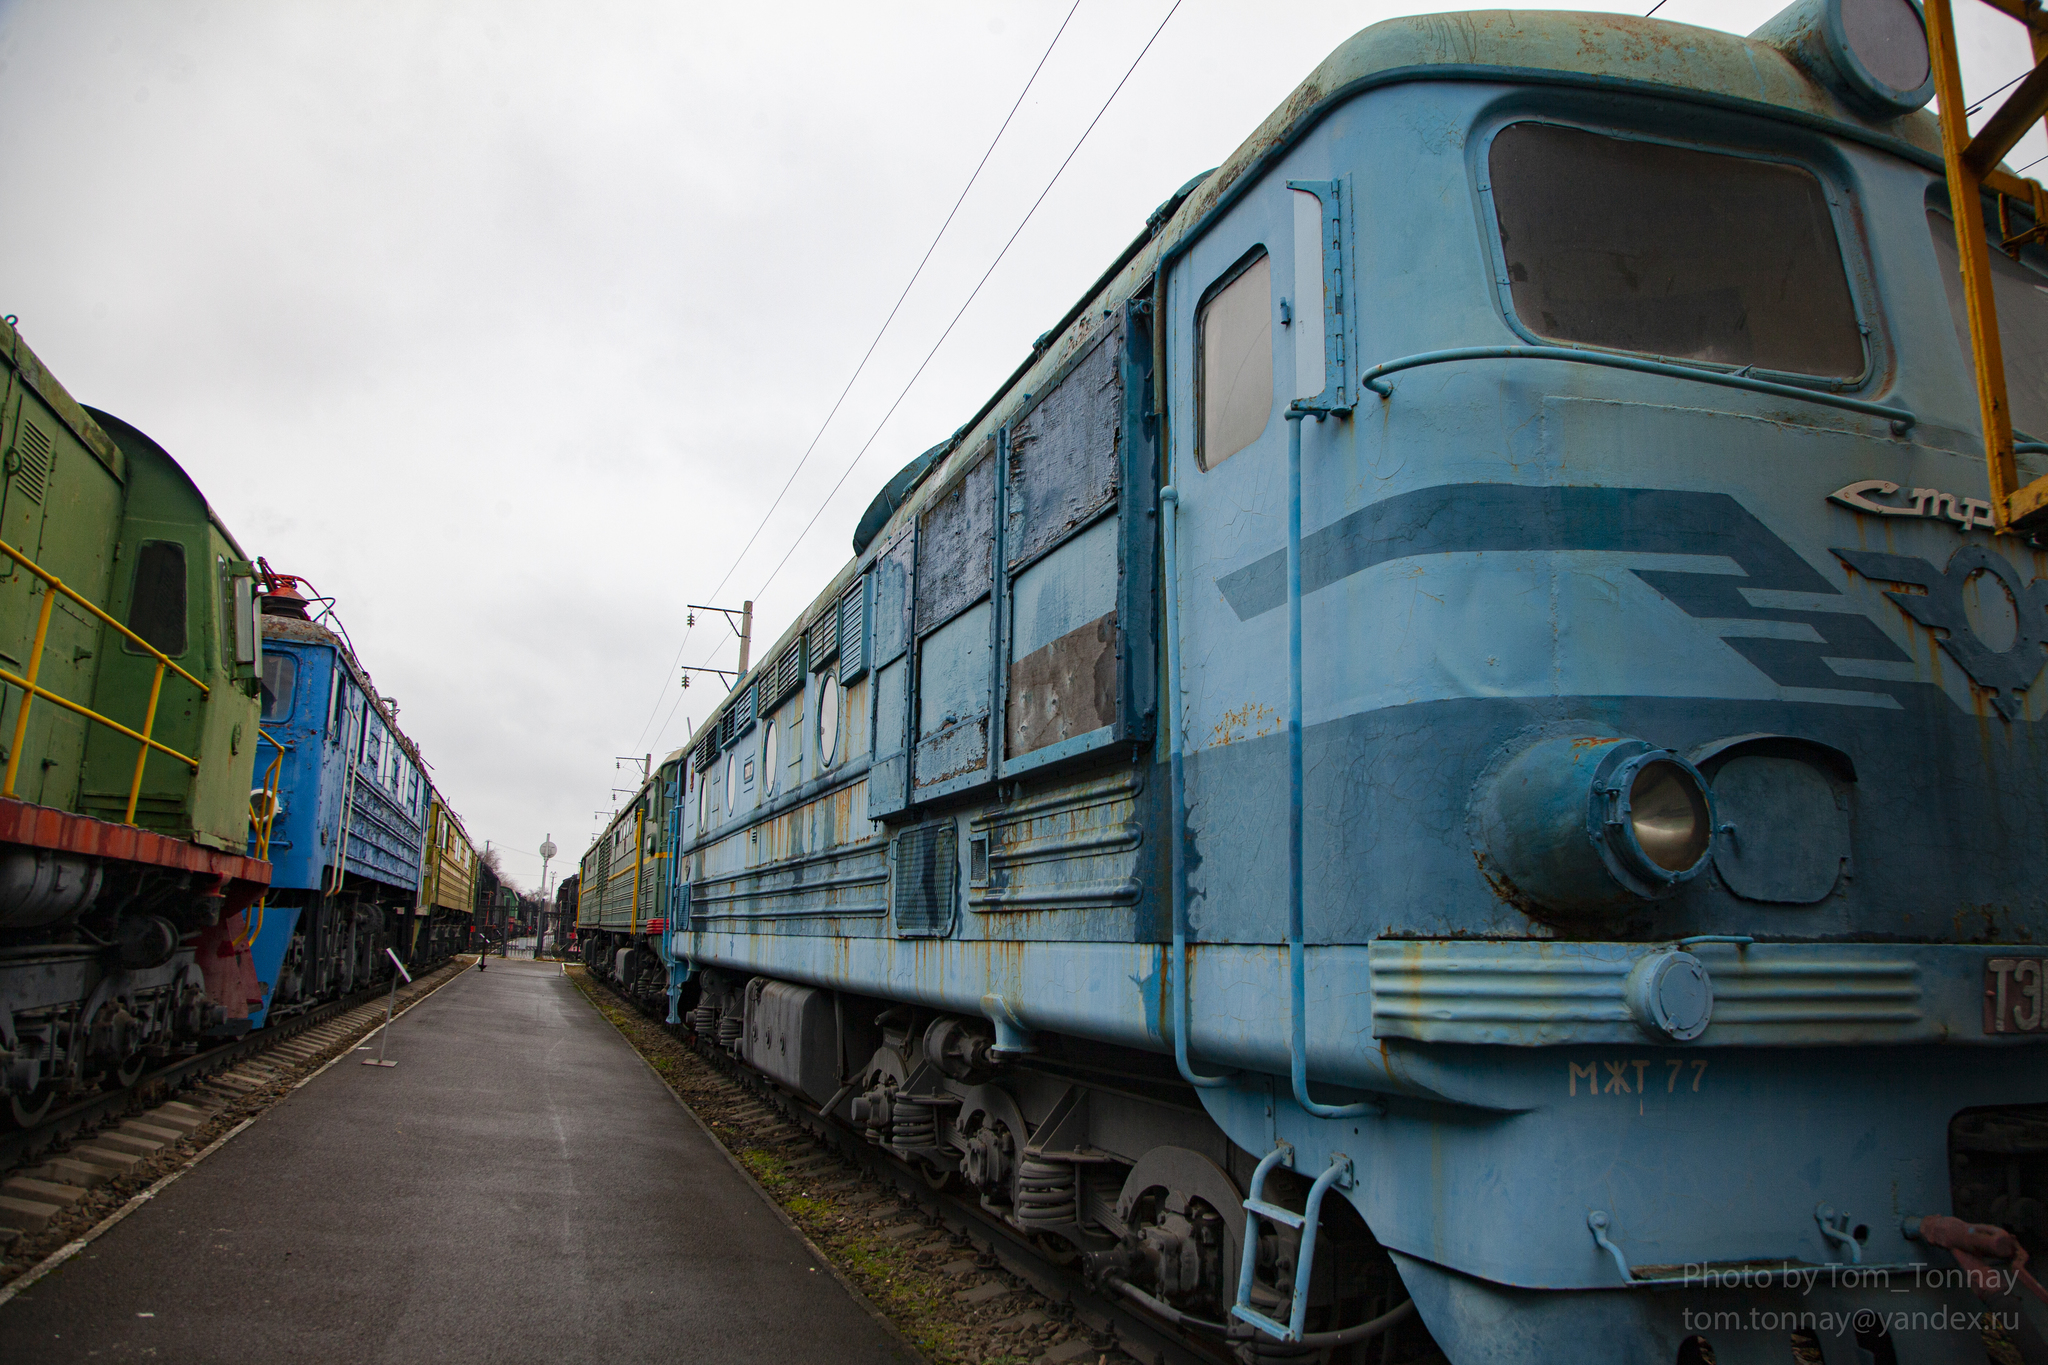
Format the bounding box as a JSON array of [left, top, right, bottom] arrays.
[[537, 836, 557, 958]]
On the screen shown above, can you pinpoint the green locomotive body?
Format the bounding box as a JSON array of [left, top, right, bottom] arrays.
[[0, 319, 272, 1123]]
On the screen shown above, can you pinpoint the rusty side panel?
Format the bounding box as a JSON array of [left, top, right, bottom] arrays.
[[914, 447, 993, 635], [1005, 322, 1121, 573], [969, 767, 1144, 943], [692, 777, 890, 935], [1007, 611, 1117, 758], [915, 600, 993, 794], [836, 673, 871, 765], [871, 532, 915, 668]]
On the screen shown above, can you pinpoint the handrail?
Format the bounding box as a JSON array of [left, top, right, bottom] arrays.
[[1159, 486, 1232, 1089], [0, 535, 212, 820], [250, 729, 284, 859], [235, 730, 286, 951], [0, 538, 210, 692], [629, 803, 646, 936], [1360, 346, 1917, 431], [1283, 410, 1380, 1121]]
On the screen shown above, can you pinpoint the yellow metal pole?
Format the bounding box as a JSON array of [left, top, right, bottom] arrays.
[[630, 805, 645, 936], [4, 587, 55, 798], [124, 659, 166, 824], [1927, 0, 2020, 524]]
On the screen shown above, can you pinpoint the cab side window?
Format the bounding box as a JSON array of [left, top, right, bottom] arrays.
[[1197, 251, 1274, 470], [260, 653, 297, 722], [125, 541, 188, 656]]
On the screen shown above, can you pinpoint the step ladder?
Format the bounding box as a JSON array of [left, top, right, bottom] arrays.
[[1229, 1144, 1355, 1343]]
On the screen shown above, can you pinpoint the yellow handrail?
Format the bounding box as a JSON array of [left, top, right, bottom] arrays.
[[630, 805, 646, 935], [0, 538, 210, 691], [0, 534, 212, 819], [236, 729, 285, 951], [1925, 0, 2048, 529], [250, 729, 284, 859]]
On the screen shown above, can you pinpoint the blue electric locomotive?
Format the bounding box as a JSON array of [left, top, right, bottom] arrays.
[[587, 4, 2048, 1361], [245, 572, 435, 1026]]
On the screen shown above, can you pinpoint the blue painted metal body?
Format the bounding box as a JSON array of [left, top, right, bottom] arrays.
[[246, 616, 429, 1026], [628, 10, 2048, 1362]]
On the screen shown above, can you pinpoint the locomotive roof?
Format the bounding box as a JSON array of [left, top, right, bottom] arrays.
[[683, 3, 1962, 756], [263, 613, 432, 779]]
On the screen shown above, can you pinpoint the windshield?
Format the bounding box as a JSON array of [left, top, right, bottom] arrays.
[[1929, 210, 2048, 440], [1489, 122, 1865, 378]]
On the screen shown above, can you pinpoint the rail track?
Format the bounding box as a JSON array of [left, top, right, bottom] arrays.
[[0, 955, 469, 1279], [583, 970, 1245, 1365]]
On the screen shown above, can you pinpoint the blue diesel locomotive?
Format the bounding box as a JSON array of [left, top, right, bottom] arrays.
[[246, 573, 448, 1027], [586, 4, 2048, 1361]]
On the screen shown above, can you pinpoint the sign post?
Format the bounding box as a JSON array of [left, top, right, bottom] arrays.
[[363, 947, 414, 1067]]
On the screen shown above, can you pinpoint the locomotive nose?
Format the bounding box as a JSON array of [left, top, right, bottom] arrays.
[[1474, 732, 1716, 912]]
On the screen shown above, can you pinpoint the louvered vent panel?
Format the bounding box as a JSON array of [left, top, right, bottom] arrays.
[[891, 821, 957, 938], [13, 420, 51, 505], [693, 732, 718, 772], [838, 582, 868, 683], [763, 646, 799, 706], [717, 708, 735, 749], [734, 683, 757, 734], [808, 608, 838, 671]]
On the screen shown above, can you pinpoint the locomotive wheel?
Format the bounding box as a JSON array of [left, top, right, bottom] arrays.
[[102, 1051, 147, 1090], [7, 1085, 54, 1129]]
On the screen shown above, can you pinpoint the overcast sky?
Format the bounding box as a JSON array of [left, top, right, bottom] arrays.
[[0, 0, 2032, 888]]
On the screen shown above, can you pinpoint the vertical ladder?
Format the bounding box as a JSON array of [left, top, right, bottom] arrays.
[[1925, 0, 2048, 527]]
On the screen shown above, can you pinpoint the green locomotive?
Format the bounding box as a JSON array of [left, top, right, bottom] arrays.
[[0, 318, 270, 1125]]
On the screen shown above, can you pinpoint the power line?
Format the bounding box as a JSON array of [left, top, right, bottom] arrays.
[[631, 1, 1084, 754], [648, 616, 733, 752], [627, 618, 695, 754], [749, 0, 1185, 606], [1966, 69, 2030, 118]]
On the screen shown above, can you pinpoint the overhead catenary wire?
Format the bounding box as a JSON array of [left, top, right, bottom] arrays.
[[746, 0, 1186, 607], [630, 0, 1085, 756], [648, 616, 734, 751]]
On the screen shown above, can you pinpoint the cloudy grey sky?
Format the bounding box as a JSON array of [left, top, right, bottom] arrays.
[[0, 0, 2032, 888]]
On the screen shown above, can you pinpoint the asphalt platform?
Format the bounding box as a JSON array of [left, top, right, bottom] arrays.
[[0, 958, 914, 1364]]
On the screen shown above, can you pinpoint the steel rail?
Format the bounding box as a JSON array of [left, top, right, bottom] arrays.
[[594, 974, 1235, 1365]]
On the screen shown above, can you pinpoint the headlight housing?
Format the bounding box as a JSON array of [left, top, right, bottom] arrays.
[[1754, 0, 1934, 118], [1476, 734, 1716, 913]]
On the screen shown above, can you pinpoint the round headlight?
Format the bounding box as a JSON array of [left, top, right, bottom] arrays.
[[1475, 734, 1717, 913], [1625, 759, 1712, 874], [1595, 747, 1717, 892], [1753, 0, 1934, 117], [1836, 0, 1931, 98]]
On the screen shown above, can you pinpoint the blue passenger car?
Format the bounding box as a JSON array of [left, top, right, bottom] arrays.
[[245, 574, 431, 1025]]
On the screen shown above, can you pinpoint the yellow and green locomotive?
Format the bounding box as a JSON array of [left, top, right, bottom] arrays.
[[0, 318, 270, 1126]]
